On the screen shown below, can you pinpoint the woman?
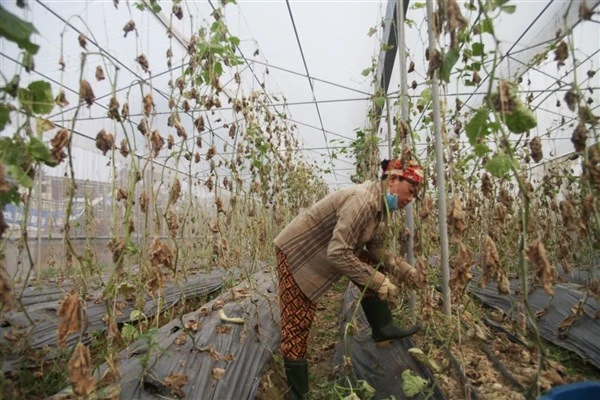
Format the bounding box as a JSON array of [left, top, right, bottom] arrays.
[[274, 158, 424, 399]]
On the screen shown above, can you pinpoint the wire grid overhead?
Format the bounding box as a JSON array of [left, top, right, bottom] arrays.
[[1, 0, 599, 192]]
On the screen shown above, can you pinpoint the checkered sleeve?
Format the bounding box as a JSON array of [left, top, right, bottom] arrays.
[[326, 193, 386, 291]]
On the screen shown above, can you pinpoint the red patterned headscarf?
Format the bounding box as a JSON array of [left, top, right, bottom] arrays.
[[385, 159, 424, 184]]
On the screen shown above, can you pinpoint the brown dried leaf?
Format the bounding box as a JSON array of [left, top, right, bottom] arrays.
[[78, 33, 88, 50], [164, 372, 188, 398], [174, 333, 187, 346], [150, 237, 174, 271], [447, 196, 466, 236], [571, 123, 587, 153], [55, 90, 69, 107], [50, 128, 70, 164], [526, 238, 555, 296], [212, 367, 225, 380], [58, 293, 83, 347], [137, 54, 150, 73], [184, 320, 201, 332], [107, 96, 120, 121], [169, 178, 181, 205], [121, 102, 129, 119], [449, 241, 473, 296], [554, 41, 568, 68], [172, 4, 184, 20], [95, 129, 115, 156], [216, 325, 232, 334], [529, 136, 543, 163], [0, 265, 12, 308], [564, 88, 579, 112], [119, 139, 129, 158], [580, 0, 593, 20], [67, 342, 95, 396], [480, 235, 507, 294], [150, 130, 165, 157], [80, 79, 95, 107], [139, 191, 149, 214], [95, 65, 105, 81], [558, 314, 577, 331], [143, 94, 154, 116], [123, 20, 136, 37], [167, 211, 179, 238]]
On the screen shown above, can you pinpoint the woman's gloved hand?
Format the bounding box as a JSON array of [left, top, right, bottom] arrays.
[[377, 277, 398, 301]]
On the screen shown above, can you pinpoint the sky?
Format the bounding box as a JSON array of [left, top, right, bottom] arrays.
[[1, 0, 599, 192]]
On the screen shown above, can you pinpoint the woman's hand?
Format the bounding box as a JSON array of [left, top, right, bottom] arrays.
[[377, 277, 398, 300]]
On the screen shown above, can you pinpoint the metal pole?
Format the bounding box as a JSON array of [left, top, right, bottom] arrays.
[[426, 0, 451, 315], [36, 166, 43, 275], [396, 0, 417, 311]]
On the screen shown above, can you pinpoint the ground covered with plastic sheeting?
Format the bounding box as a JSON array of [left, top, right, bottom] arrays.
[[0, 269, 224, 373], [467, 275, 600, 370], [50, 269, 279, 400], [333, 284, 446, 400]]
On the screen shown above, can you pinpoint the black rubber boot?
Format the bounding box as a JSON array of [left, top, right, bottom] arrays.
[[360, 297, 421, 346], [284, 358, 308, 400]]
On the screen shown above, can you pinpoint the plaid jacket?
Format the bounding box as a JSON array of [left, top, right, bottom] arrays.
[[274, 181, 398, 302]]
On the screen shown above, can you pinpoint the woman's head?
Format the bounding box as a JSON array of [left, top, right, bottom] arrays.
[[381, 159, 424, 209]]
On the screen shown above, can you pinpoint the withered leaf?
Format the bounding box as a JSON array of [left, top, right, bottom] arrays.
[[137, 54, 150, 73], [554, 41, 568, 68], [95, 65, 105, 81], [58, 292, 83, 347], [78, 33, 88, 50], [164, 372, 188, 398], [123, 20, 136, 37], [67, 342, 95, 396], [95, 129, 115, 156], [80, 79, 95, 107], [212, 367, 225, 380]]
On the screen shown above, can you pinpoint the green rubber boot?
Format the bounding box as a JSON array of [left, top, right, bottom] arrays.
[[284, 358, 308, 400], [360, 297, 421, 346]]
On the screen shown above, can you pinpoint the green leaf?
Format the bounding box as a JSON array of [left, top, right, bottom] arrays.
[[29, 81, 54, 113], [402, 369, 429, 397], [0, 185, 20, 207], [440, 48, 460, 82], [121, 323, 138, 342], [472, 62, 481, 71], [229, 35, 240, 47], [18, 81, 54, 115], [28, 136, 57, 166], [411, 2, 426, 9], [0, 104, 9, 131], [482, 18, 494, 35], [0, 5, 39, 54], [361, 67, 372, 77], [213, 61, 223, 76], [17, 87, 33, 113], [465, 109, 489, 146], [149, 0, 161, 12], [373, 96, 386, 108], [474, 143, 492, 156], [472, 43, 484, 57], [7, 164, 34, 188], [501, 5, 516, 14], [130, 309, 146, 322], [485, 154, 518, 179]]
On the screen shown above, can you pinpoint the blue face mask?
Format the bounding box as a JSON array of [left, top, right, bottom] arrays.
[[385, 192, 398, 212]]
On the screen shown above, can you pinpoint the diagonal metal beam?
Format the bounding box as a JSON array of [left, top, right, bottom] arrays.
[[373, 0, 410, 123]]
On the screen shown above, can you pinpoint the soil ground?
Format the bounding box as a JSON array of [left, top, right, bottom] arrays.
[[255, 279, 600, 400]]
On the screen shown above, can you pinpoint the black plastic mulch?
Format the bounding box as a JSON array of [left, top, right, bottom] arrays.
[[53, 269, 280, 399], [468, 275, 600, 370], [333, 284, 446, 400], [1, 270, 224, 373]]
